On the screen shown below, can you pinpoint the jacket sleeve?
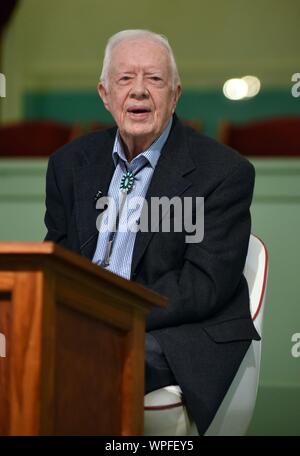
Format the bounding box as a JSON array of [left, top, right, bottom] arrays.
[[44, 156, 68, 246], [145, 160, 255, 331]]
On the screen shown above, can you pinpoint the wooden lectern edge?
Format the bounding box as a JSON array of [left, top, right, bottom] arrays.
[[0, 241, 167, 310], [0, 241, 155, 435]]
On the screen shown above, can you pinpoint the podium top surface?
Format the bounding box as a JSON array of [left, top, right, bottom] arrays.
[[0, 241, 167, 310]]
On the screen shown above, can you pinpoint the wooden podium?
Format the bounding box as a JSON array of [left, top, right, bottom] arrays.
[[0, 242, 166, 436]]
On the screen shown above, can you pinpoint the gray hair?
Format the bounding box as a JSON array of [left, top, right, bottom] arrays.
[[100, 29, 181, 89]]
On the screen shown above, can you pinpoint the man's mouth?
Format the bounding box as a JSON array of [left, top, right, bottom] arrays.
[[127, 107, 151, 116]]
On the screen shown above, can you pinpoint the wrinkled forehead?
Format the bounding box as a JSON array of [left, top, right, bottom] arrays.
[[109, 39, 172, 75]]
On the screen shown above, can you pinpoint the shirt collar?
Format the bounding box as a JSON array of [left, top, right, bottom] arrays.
[[112, 116, 173, 169]]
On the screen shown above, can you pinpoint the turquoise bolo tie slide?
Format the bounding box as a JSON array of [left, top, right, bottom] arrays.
[[120, 171, 135, 193]]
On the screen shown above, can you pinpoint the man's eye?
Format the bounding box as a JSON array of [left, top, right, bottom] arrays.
[[150, 76, 162, 81], [120, 76, 131, 81]]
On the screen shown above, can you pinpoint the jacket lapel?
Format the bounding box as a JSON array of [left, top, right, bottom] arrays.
[[73, 118, 196, 268], [73, 129, 116, 259], [130, 117, 195, 278]]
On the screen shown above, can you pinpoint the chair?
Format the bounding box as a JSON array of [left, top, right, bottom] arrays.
[[0, 120, 72, 157], [144, 234, 268, 436], [219, 117, 300, 156], [68, 122, 115, 141], [0, 120, 115, 157], [181, 119, 202, 133]]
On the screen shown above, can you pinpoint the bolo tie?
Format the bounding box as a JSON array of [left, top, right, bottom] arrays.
[[100, 159, 149, 267]]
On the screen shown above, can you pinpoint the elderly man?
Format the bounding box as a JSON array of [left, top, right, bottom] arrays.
[[44, 29, 260, 435]]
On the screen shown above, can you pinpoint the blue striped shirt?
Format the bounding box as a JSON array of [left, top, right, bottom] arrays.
[[92, 117, 173, 279]]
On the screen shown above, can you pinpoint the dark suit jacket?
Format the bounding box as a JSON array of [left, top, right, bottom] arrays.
[[44, 114, 260, 435]]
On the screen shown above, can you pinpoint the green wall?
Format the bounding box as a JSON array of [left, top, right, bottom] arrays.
[[23, 88, 300, 138], [2, 0, 300, 122], [1, 0, 300, 435]]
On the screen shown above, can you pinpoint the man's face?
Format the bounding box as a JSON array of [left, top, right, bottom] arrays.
[[98, 39, 181, 147]]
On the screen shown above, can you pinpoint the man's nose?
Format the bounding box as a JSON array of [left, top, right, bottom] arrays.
[[130, 76, 149, 98]]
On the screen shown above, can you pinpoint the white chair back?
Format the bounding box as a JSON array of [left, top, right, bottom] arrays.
[[244, 234, 268, 332], [204, 233, 268, 435], [144, 234, 269, 436]]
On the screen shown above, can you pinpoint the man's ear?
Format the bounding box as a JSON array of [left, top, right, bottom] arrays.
[[97, 82, 110, 111], [172, 85, 182, 113]]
